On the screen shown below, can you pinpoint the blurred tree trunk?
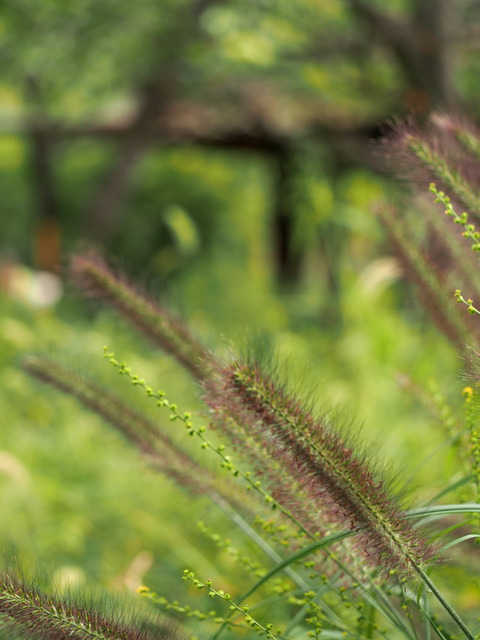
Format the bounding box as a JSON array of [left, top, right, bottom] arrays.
[[27, 78, 61, 272], [347, 0, 455, 113], [410, 0, 453, 109], [84, 0, 220, 243], [274, 148, 303, 287], [30, 131, 61, 272]]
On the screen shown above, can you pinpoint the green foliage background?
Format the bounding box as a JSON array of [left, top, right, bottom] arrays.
[[0, 0, 478, 626]]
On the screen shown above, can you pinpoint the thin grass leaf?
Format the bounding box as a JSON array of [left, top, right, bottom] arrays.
[[405, 434, 468, 487], [429, 519, 474, 542], [211, 531, 356, 640], [424, 475, 473, 505], [407, 503, 480, 519], [238, 530, 355, 605], [432, 533, 480, 558]]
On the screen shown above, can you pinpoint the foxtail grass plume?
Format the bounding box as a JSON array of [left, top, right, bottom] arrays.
[[215, 358, 432, 579], [70, 252, 214, 382], [381, 116, 480, 217], [378, 205, 472, 350], [378, 114, 480, 349], [0, 572, 185, 640]]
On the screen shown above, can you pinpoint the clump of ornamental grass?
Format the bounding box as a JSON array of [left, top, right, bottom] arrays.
[[18, 249, 477, 640], [65, 253, 433, 578], [5, 113, 480, 640], [68, 254, 347, 549]]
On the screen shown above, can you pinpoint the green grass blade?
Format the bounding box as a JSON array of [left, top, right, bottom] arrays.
[[425, 476, 473, 505], [211, 530, 355, 640], [433, 533, 480, 558], [407, 503, 480, 520], [238, 530, 355, 605]]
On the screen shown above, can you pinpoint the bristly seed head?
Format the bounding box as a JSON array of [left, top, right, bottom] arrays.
[[70, 251, 214, 382], [218, 359, 433, 579], [0, 571, 188, 640]]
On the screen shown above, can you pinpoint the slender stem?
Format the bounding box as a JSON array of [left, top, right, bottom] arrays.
[[364, 602, 376, 640], [422, 592, 432, 640], [415, 566, 475, 640]]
